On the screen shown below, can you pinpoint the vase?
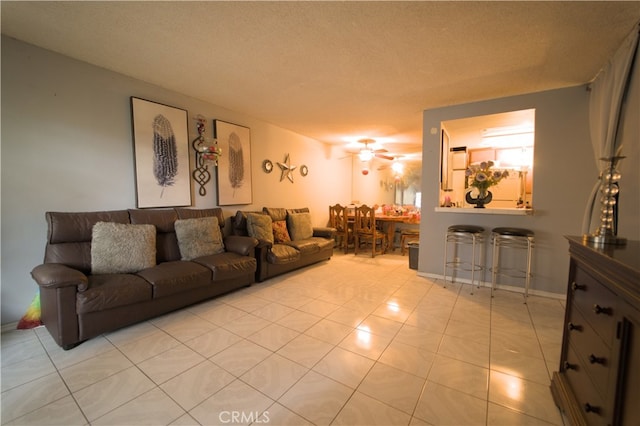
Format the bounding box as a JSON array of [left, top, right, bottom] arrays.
[[466, 190, 493, 208]]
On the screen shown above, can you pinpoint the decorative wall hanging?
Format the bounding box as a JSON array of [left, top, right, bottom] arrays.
[[131, 97, 191, 208], [300, 165, 309, 177], [262, 159, 274, 173], [191, 115, 222, 196], [277, 154, 296, 183], [215, 120, 252, 205]]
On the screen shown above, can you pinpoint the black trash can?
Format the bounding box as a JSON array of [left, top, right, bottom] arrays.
[[408, 242, 419, 270]]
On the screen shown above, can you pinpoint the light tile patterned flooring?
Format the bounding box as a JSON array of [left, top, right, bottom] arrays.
[[1, 252, 566, 425]]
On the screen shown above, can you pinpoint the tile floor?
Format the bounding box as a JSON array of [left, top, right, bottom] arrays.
[[1, 252, 566, 425]]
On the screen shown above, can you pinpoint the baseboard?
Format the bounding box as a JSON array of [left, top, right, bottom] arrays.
[[417, 271, 565, 300], [1, 321, 19, 333]]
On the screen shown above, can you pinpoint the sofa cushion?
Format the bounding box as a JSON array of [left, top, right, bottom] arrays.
[[192, 252, 257, 281], [136, 261, 212, 298], [272, 220, 291, 243], [263, 207, 288, 222], [287, 212, 313, 241], [175, 217, 225, 260], [91, 222, 156, 274], [175, 207, 225, 228], [286, 207, 310, 215], [77, 274, 153, 314], [310, 236, 335, 251], [48, 210, 130, 244], [267, 244, 301, 264], [232, 210, 262, 236], [285, 239, 321, 256], [129, 209, 181, 263], [246, 213, 274, 243]]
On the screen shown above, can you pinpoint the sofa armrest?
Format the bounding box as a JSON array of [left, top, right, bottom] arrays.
[[31, 264, 89, 291], [224, 235, 259, 256], [313, 227, 336, 239], [256, 240, 273, 250]]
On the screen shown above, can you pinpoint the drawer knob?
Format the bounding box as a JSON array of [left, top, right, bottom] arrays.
[[584, 403, 601, 414], [568, 322, 582, 331], [571, 282, 586, 291], [593, 304, 612, 315], [589, 354, 605, 365], [563, 361, 576, 370]]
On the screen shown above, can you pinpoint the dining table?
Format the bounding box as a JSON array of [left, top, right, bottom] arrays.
[[348, 212, 420, 252], [376, 215, 420, 252]]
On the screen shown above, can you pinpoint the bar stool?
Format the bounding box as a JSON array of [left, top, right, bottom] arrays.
[[490, 227, 535, 301], [400, 229, 420, 255], [443, 225, 485, 294]]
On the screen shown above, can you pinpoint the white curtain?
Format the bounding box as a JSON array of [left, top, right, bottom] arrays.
[[582, 23, 640, 235]]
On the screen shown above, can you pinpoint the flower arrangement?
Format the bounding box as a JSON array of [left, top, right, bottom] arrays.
[[465, 161, 509, 195]]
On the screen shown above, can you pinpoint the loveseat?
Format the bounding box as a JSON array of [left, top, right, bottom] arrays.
[[232, 207, 335, 282], [30, 208, 258, 350]]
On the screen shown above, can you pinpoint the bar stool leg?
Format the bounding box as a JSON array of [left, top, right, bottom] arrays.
[[490, 228, 535, 303], [470, 235, 476, 295], [524, 238, 533, 300], [491, 233, 498, 298], [444, 226, 485, 292], [443, 234, 448, 288]]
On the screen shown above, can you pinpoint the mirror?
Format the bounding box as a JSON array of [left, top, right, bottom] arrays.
[[440, 109, 535, 208], [395, 163, 422, 207]]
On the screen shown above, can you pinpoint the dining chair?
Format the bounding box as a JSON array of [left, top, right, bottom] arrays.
[[400, 229, 420, 255], [354, 204, 386, 257], [329, 203, 352, 253]]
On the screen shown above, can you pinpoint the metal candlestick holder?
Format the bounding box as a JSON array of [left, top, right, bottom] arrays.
[[584, 156, 627, 246]]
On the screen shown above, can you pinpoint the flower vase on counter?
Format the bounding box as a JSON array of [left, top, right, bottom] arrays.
[[465, 161, 508, 209], [465, 190, 493, 208]]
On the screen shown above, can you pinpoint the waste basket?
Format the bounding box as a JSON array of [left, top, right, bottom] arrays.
[[408, 242, 419, 270]]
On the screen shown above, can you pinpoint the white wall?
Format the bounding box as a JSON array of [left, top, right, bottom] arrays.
[[0, 36, 351, 324], [418, 83, 639, 297], [351, 157, 397, 207]]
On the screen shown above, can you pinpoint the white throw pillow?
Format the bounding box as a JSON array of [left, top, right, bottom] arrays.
[[174, 216, 225, 260], [287, 212, 313, 241], [91, 222, 156, 274]]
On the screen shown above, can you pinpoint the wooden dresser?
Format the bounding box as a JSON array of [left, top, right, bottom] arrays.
[[551, 237, 640, 426]]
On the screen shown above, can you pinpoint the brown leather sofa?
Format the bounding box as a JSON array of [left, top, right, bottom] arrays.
[[30, 208, 258, 350], [232, 207, 335, 282]]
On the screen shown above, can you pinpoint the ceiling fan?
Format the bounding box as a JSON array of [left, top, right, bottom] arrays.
[[356, 138, 394, 162]]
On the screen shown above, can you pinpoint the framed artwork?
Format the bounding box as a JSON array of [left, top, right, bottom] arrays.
[[215, 120, 253, 205], [131, 97, 192, 208]]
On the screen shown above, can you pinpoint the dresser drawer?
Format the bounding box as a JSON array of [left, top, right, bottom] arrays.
[[566, 308, 613, 398], [564, 344, 611, 425], [571, 266, 617, 346]]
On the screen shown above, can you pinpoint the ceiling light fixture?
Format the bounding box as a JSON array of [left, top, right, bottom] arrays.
[[392, 159, 404, 176], [358, 138, 376, 162], [358, 148, 374, 162], [480, 132, 534, 148], [482, 124, 534, 138]]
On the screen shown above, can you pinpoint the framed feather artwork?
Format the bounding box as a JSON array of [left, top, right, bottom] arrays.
[[214, 120, 253, 205], [131, 97, 192, 208]]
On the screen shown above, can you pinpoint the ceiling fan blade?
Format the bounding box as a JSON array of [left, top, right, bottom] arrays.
[[376, 153, 394, 161]]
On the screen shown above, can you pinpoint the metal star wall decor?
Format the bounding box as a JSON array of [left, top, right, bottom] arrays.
[[277, 153, 296, 183]]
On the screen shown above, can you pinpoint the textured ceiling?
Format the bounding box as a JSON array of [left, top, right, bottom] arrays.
[[2, 1, 640, 158]]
